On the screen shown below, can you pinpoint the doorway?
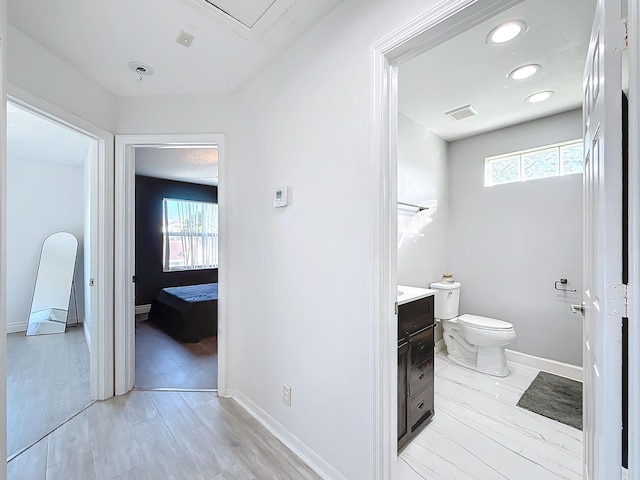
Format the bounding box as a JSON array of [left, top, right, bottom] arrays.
[[5, 94, 113, 460], [114, 134, 226, 396], [371, 0, 635, 477], [132, 146, 219, 390]]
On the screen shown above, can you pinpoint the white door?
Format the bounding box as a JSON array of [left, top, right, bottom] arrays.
[[582, 0, 624, 478]]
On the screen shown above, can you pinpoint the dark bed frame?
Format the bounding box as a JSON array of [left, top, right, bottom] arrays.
[[148, 283, 218, 343]]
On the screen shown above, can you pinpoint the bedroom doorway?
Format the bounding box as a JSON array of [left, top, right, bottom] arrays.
[[114, 134, 226, 395], [5, 92, 114, 459]]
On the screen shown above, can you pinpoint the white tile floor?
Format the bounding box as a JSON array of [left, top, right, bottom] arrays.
[[398, 352, 583, 480]]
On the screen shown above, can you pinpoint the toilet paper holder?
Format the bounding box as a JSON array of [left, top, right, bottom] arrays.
[[555, 278, 577, 292]]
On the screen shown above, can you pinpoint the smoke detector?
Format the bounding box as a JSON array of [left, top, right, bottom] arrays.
[[445, 105, 478, 121], [128, 61, 154, 82]]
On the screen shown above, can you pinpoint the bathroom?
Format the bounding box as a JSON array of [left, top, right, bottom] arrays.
[[397, 109, 583, 368], [395, 0, 589, 476]]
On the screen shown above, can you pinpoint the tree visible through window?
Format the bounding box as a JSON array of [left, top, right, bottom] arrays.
[[163, 198, 218, 271], [484, 140, 584, 187]]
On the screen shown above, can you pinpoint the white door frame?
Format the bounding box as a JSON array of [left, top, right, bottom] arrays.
[[6, 84, 115, 401], [114, 133, 226, 396], [627, 2, 640, 477], [369, 1, 524, 475]]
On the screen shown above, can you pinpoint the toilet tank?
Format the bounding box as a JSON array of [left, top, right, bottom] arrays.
[[430, 281, 461, 320]]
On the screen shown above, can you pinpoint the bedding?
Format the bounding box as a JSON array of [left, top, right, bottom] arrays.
[[148, 283, 218, 343]]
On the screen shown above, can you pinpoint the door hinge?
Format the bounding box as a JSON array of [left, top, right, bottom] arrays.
[[132, 275, 136, 283], [395, 301, 398, 315], [606, 283, 629, 317], [609, 17, 628, 52]]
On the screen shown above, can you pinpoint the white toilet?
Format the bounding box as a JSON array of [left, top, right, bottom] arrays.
[[430, 281, 516, 377]]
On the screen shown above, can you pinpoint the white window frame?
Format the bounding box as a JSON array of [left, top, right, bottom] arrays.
[[484, 139, 584, 187]]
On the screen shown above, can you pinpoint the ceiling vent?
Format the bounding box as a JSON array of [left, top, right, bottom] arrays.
[[176, 30, 196, 48], [445, 105, 478, 121]]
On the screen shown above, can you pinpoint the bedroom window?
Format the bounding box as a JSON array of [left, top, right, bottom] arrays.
[[484, 140, 583, 187], [162, 198, 218, 272]]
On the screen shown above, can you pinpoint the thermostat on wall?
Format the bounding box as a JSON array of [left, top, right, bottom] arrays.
[[273, 187, 288, 207]]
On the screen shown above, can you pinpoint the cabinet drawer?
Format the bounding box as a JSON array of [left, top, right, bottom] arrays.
[[410, 327, 434, 367], [398, 296, 434, 336], [409, 383, 434, 432], [409, 357, 434, 396]]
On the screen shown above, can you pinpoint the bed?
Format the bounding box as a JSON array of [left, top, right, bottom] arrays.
[[148, 283, 218, 343]]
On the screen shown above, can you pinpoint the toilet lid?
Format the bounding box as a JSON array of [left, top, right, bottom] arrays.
[[457, 314, 513, 331]]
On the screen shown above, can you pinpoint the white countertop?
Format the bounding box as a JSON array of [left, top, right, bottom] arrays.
[[397, 285, 436, 305]]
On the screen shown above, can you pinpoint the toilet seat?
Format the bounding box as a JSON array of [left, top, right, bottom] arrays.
[[457, 314, 513, 331]]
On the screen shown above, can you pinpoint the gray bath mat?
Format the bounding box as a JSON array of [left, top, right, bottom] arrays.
[[517, 371, 582, 430]]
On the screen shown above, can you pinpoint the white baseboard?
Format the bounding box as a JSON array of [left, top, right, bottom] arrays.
[[7, 317, 85, 335], [7, 322, 27, 334], [436, 341, 582, 382], [232, 391, 347, 480], [135, 304, 151, 315], [505, 349, 583, 382]]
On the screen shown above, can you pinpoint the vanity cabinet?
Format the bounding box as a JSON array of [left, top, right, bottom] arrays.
[[398, 295, 435, 450]]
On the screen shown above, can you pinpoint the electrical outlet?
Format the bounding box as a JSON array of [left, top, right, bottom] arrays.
[[283, 383, 292, 406]]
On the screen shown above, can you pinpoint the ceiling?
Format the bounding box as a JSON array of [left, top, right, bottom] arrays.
[[8, 0, 596, 148], [399, 0, 596, 141], [8, 0, 342, 96], [7, 102, 90, 166], [135, 147, 219, 186], [7, 101, 218, 184]]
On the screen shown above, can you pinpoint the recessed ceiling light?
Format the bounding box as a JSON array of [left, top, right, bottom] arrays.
[[508, 64, 541, 80], [487, 20, 527, 44], [526, 91, 554, 103]]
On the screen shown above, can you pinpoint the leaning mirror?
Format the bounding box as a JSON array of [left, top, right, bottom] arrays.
[[26, 232, 78, 336]]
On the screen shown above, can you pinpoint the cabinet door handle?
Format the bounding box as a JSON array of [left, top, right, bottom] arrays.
[[418, 402, 424, 410], [418, 372, 425, 380]]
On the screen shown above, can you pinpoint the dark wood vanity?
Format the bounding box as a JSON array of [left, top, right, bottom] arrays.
[[398, 294, 435, 450]]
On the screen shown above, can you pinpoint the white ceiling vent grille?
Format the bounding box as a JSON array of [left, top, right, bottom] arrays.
[[184, 0, 295, 37], [445, 105, 478, 121]]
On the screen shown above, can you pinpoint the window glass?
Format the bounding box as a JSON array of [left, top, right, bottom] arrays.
[[486, 155, 520, 185], [484, 140, 583, 187], [163, 198, 218, 271], [560, 143, 584, 175], [522, 147, 559, 180]]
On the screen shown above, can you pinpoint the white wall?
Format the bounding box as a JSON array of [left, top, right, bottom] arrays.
[[116, 1, 448, 477], [115, 94, 233, 134], [448, 109, 583, 366], [397, 112, 448, 288], [7, 158, 85, 331], [225, 2, 445, 478], [7, 25, 117, 133]]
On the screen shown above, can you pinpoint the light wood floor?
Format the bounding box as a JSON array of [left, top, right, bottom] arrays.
[[7, 390, 321, 480], [135, 320, 217, 390], [7, 326, 91, 459]]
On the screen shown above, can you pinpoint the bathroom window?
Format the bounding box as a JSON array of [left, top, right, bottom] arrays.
[[484, 140, 583, 187], [162, 198, 218, 271]]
